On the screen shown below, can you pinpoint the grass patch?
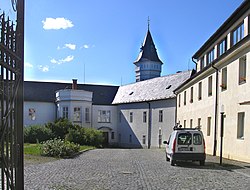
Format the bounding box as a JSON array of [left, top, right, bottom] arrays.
[[24, 143, 41, 156]]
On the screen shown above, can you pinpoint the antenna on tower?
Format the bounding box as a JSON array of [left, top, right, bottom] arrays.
[[147, 16, 150, 30]]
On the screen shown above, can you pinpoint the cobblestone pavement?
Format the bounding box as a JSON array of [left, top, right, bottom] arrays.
[[24, 149, 250, 190]]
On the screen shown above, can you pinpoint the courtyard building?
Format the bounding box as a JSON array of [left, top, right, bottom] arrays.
[[174, 0, 250, 162]]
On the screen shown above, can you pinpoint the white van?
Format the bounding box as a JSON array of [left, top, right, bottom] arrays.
[[163, 126, 206, 166]]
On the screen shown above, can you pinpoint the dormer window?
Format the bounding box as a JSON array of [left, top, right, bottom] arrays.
[[200, 56, 205, 70], [218, 37, 227, 56], [207, 48, 215, 65], [232, 22, 244, 46], [166, 85, 171, 89]]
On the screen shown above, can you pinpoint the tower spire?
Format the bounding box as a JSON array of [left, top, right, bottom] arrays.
[[147, 16, 150, 30]]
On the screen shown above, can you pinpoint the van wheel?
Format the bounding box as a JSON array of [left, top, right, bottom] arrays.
[[170, 157, 175, 166], [200, 160, 205, 166], [166, 154, 170, 162]]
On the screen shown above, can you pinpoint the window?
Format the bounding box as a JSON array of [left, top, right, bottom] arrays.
[[85, 107, 90, 123], [200, 56, 205, 70], [73, 107, 81, 122], [218, 37, 227, 56], [207, 117, 211, 136], [193, 134, 202, 145], [129, 134, 132, 143], [129, 112, 133, 123], [208, 76, 213, 96], [207, 48, 215, 65], [111, 132, 115, 140], [237, 112, 245, 139], [143, 111, 147, 123], [177, 133, 192, 145], [98, 110, 111, 123], [159, 110, 163, 122], [178, 94, 181, 107], [239, 55, 246, 84], [190, 119, 193, 128], [221, 67, 227, 91], [198, 82, 202, 100], [184, 120, 186, 128], [190, 87, 193, 103], [29, 108, 36, 120], [232, 22, 244, 46], [184, 91, 186, 105], [198, 118, 201, 128], [142, 135, 146, 145], [62, 107, 68, 119]]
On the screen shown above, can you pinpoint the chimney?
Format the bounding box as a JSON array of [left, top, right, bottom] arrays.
[[72, 79, 77, 90]]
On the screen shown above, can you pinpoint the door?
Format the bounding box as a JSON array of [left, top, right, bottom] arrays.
[[102, 132, 109, 147]]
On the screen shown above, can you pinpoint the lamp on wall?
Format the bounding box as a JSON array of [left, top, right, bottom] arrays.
[[220, 104, 225, 165]]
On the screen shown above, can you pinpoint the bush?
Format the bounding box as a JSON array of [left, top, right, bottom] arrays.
[[24, 125, 53, 143], [40, 138, 80, 158], [65, 127, 103, 147], [45, 118, 78, 139]]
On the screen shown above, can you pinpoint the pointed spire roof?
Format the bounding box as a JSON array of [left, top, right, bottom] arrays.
[[134, 29, 163, 64]]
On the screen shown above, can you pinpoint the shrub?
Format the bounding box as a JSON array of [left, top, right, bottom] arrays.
[[65, 127, 103, 147], [40, 138, 80, 158], [24, 125, 53, 143], [45, 118, 78, 139]]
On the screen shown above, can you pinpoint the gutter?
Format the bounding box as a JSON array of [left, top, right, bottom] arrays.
[[146, 102, 152, 149], [211, 64, 219, 156]]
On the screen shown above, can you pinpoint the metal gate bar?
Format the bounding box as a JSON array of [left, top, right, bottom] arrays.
[[0, 0, 24, 188]]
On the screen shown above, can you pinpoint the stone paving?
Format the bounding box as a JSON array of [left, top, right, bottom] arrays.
[[24, 149, 250, 190]]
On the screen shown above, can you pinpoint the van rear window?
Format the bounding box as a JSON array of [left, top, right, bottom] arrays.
[[193, 133, 202, 145], [177, 133, 192, 145]]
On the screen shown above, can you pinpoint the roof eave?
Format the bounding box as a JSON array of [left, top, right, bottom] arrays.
[[193, 0, 250, 59]]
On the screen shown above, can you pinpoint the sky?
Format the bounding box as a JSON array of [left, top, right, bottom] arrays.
[[1, 0, 245, 86]]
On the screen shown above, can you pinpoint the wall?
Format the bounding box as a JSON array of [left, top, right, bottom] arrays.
[[92, 105, 118, 145], [117, 99, 176, 148], [24, 101, 56, 126]]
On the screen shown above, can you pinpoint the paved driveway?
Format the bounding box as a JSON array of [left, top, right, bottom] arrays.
[[25, 149, 250, 190]]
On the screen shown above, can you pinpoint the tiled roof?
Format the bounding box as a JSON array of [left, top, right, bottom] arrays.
[[24, 81, 119, 105], [112, 71, 191, 104], [134, 30, 163, 64]]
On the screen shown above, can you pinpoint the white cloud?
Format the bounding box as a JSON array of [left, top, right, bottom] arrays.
[[50, 55, 74, 65], [42, 17, 74, 30], [24, 62, 33, 68], [80, 44, 95, 49], [38, 65, 49, 72], [64, 43, 76, 50], [83, 45, 89, 49]]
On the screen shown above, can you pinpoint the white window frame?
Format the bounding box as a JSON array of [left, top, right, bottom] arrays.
[[237, 112, 245, 139], [98, 110, 111, 123]]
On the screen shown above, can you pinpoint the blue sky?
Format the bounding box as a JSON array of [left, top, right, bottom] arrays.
[[1, 0, 244, 85]]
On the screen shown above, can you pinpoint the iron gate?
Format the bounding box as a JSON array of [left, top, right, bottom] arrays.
[[0, 0, 24, 189]]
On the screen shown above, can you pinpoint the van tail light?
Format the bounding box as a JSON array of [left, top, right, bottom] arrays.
[[203, 139, 206, 153], [172, 138, 176, 153]]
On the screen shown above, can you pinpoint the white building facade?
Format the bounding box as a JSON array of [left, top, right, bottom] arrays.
[[175, 1, 250, 162]]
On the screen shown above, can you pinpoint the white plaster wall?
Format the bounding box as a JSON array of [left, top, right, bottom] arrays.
[[92, 105, 118, 145], [24, 101, 56, 126], [177, 48, 250, 162], [57, 100, 92, 128], [117, 99, 176, 148]]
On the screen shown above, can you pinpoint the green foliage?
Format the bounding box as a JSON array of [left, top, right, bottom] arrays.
[[65, 127, 104, 147], [40, 138, 80, 158], [45, 118, 79, 139], [24, 143, 41, 156], [24, 125, 53, 143]]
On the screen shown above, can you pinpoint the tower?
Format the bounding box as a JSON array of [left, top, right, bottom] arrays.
[[134, 23, 163, 82]]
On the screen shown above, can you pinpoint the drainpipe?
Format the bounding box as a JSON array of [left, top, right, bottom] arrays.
[[173, 91, 178, 125], [146, 102, 152, 149], [212, 64, 219, 156]]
